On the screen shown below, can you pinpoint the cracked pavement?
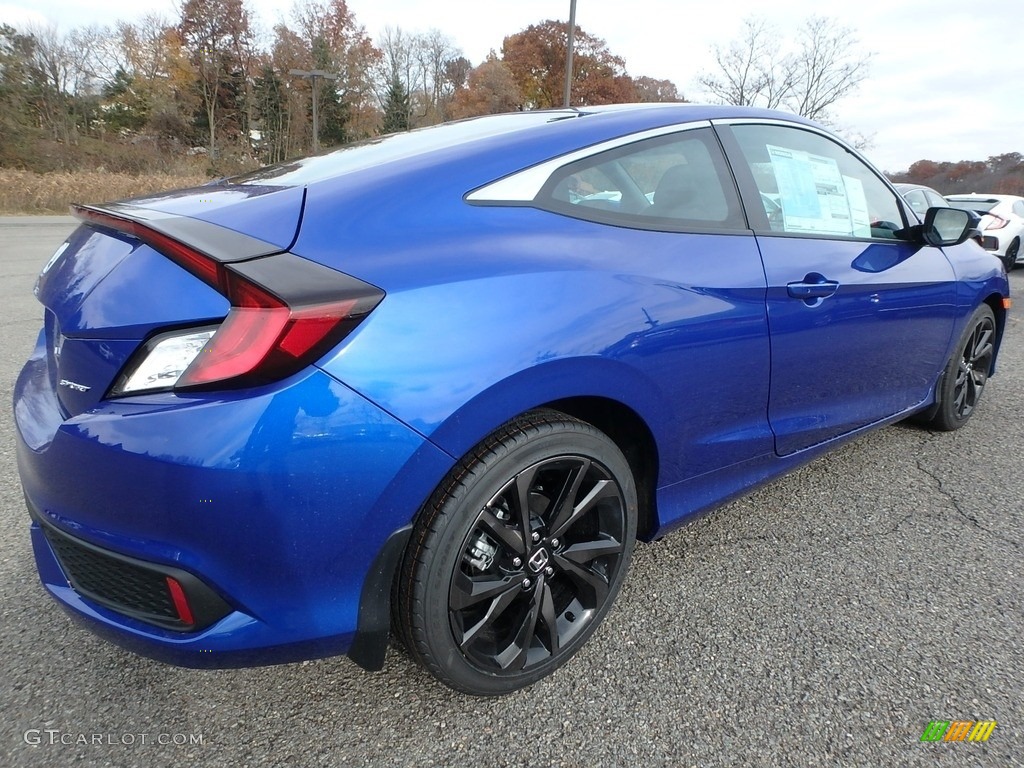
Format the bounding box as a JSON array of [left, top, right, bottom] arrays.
[[0, 218, 1021, 767]]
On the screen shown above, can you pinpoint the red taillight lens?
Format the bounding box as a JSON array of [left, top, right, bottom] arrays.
[[75, 205, 384, 393], [175, 300, 362, 388], [984, 215, 1009, 231]]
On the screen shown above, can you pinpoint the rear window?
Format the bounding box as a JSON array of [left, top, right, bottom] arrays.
[[228, 112, 578, 187]]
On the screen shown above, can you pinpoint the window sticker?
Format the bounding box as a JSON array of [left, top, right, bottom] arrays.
[[766, 144, 859, 236], [842, 175, 872, 238]]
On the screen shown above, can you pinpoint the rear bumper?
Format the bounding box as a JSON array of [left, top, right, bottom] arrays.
[[14, 333, 453, 669]]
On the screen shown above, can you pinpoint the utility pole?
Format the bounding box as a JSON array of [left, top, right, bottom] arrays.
[[289, 69, 339, 153], [563, 0, 577, 107]]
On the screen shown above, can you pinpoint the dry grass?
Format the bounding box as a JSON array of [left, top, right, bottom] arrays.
[[0, 170, 211, 214]]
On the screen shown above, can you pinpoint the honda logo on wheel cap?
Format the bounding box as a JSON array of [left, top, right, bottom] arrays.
[[528, 548, 549, 573]]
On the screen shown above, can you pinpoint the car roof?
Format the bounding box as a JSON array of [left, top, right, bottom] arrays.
[[228, 104, 821, 189]]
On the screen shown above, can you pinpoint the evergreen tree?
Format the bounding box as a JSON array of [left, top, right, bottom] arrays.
[[310, 37, 347, 147], [380, 75, 409, 134]]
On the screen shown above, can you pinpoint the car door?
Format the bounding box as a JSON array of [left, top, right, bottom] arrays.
[[715, 121, 958, 456], [512, 125, 774, 483]]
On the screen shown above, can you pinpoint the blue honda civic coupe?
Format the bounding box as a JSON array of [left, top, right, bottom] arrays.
[[14, 104, 1009, 695]]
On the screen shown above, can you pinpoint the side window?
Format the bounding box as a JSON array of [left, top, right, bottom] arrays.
[[730, 124, 906, 240], [1013, 201, 1024, 217], [539, 129, 745, 231], [924, 190, 947, 209], [903, 189, 928, 216]]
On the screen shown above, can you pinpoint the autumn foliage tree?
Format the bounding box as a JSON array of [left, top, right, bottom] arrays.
[[178, 0, 254, 158], [289, 0, 380, 142], [501, 20, 637, 108], [890, 153, 1024, 196], [450, 55, 521, 119]]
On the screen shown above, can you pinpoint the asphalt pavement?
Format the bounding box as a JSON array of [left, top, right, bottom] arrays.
[[0, 217, 1021, 767]]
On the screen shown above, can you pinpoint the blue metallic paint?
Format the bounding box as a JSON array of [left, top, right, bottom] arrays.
[[114, 184, 306, 250], [314, 212, 774, 488], [756, 235, 958, 455], [16, 339, 453, 664], [12, 104, 1010, 670]]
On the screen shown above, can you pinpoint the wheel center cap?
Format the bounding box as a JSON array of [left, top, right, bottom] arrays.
[[527, 547, 549, 573]]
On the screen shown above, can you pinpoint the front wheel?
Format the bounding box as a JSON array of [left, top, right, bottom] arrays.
[[393, 411, 637, 695], [927, 304, 996, 431]]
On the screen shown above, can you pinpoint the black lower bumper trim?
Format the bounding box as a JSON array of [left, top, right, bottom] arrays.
[[34, 509, 231, 632]]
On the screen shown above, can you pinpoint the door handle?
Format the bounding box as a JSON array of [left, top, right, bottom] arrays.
[[787, 276, 839, 300]]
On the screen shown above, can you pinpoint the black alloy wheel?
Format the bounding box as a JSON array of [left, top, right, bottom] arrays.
[[929, 304, 996, 431], [1004, 238, 1019, 272], [394, 411, 637, 695]]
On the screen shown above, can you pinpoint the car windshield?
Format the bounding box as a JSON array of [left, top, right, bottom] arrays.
[[227, 111, 579, 187], [947, 199, 998, 213]]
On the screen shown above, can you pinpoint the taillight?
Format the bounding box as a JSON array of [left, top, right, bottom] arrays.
[[74, 206, 384, 394], [984, 215, 1009, 231]]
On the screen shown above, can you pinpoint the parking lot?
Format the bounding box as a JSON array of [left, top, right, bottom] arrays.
[[1, 216, 1020, 767]]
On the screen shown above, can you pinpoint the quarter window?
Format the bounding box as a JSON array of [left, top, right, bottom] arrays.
[[924, 189, 947, 209], [538, 129, 746, 232], [730, 124, 906, 239], [902, 189, 928, 216]]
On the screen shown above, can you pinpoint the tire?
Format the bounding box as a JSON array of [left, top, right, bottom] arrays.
[[927, 304, 996, 431], [394, 410, 637, 696], [1003, 238, 1019, 272]]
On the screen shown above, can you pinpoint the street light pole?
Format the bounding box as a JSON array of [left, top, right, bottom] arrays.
[[288, 69, 339, 153], [563, 0, 577, 107]]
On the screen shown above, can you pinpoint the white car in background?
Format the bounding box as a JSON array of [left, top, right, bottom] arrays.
[[946, 194, 1024, 272]]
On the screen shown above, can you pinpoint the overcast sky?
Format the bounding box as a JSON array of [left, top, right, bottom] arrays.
[[2, 0, 1021, 172]]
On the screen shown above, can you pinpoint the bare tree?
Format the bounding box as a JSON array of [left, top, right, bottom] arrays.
[[411, 29, 459, 122], [698, 16, 870, 123], [785, 17, 870, 122], [374, 26, 464, 127], [376, 26, 415, 101], [25, 23, 96, 142], [698, 18, 785, 109]]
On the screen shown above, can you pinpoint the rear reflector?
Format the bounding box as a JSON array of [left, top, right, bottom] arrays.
[[166, 577, 196, 626]]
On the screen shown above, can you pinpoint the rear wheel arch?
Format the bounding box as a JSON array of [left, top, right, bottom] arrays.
[[542, 396, 660, 542], [423, 359, 667, 537]]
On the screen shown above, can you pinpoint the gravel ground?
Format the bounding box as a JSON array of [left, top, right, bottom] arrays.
[[1, 217, 1021, 767]]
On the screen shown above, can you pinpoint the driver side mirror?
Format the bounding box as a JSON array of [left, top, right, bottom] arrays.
[[922, 207, 972, 247]]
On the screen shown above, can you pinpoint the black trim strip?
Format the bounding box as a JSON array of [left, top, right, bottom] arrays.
[[76, 203, 282, 263], [33, 510, 232, 633]]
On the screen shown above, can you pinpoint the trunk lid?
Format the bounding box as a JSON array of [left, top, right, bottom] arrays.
[[35, 185, 304, 416]]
